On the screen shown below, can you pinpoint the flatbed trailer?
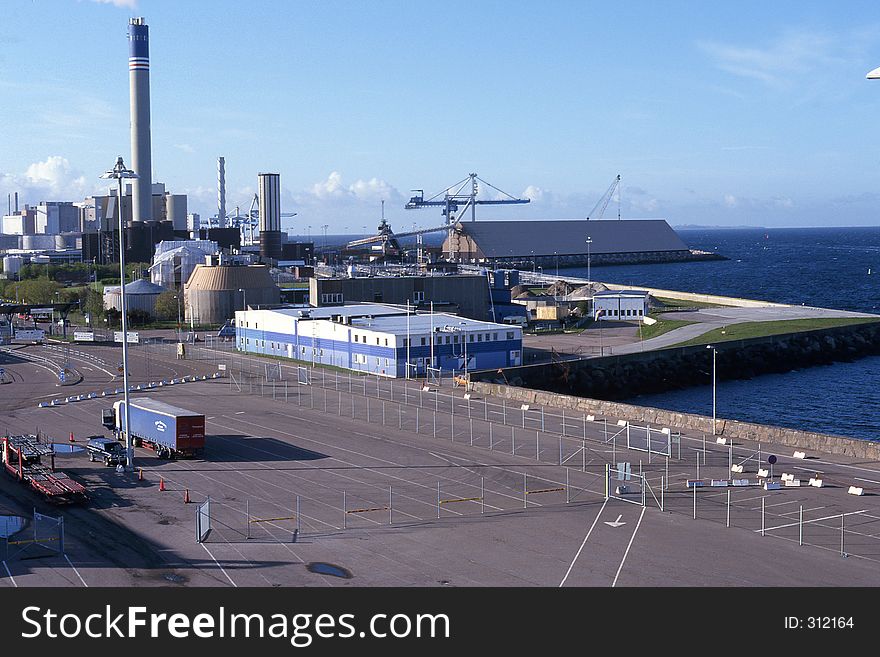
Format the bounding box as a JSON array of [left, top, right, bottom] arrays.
[[1, 435, 88, 504]]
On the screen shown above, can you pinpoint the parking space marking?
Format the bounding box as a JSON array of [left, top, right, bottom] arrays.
[[200, 544, 237, 587], [64, 554, 88, 587], [611, 506, 646, 588], [855, 477, 880, 485], [559, 499, 608, 588], [779, 506, 826, 517], [2, 561, 16, 587]]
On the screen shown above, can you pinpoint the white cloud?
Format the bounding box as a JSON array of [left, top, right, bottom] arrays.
[[308, 171, 402, 203], [310, 171, 346, 199], [173, 143, 195, 154], [724, 194, 738, 207], [89, 0, 138, 9], [0, 156, 100, 206], [698, 29, 839, 88], [349, 177, 396, 201], [522, 185, 544, 201]]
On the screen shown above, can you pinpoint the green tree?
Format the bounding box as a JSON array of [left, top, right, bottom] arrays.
[[16, 278, 61, 304], [154, 290, 181, 322], [83, 288, 105, 320]]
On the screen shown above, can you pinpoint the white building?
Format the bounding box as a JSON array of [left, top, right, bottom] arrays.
[[149, 240, 219, 289], [235, 304, 523, 378], [35, 202, 79, 234], [593, 290, 649, 322]]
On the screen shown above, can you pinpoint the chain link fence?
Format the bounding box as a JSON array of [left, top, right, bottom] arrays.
[[178, 341, 880, 563]]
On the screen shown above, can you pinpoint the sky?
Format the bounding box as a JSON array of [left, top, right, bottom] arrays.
[[2, 0, 880, 232]]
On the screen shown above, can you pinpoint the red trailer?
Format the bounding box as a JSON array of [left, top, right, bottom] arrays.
[[2, 435, 87, 504]]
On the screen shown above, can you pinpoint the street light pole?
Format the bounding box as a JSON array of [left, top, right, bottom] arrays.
[[178, 296, 182, 339], [100, 156, 138, 471], [586, 236, 593, 288], [707, 345, 717, 435]]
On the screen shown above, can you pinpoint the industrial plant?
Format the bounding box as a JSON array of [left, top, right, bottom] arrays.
[[0, 15, 719, 341]]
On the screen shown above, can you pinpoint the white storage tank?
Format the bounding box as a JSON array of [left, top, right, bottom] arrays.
[[2, 255, 22, 277]]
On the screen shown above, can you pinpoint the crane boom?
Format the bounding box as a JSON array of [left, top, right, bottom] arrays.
[[586, 174, 621, 220]]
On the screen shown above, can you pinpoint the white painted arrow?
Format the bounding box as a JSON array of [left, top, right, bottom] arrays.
[[604, 515, 626, 528]]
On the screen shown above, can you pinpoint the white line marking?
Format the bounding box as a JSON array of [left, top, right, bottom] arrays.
[[64, 554, 88, 587], [855, 477, 880, 485], [201, 543, 237, 587], [779, 506, 826, 517], [559, 499, 607, 587], [758, 510, 867, 533], [612, 506, 646, 588], [235, 411, 245, 415], [764, 500, 800, 509], [2, 561, 16, 587]]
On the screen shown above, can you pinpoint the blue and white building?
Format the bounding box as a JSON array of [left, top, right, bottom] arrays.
[[235, 304, 523, 378]]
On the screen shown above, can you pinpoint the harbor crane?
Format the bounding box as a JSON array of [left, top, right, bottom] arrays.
[[205, 194, 296, 245], [404, 173, 529, 224], [345, 174, 529, 261], [586, 174, 622, 220]]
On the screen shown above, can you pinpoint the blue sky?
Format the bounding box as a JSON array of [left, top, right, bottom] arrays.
[[2, 0, 880, 231]]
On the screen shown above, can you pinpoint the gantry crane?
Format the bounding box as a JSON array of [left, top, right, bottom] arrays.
[[404, 173, 529, 223], [404, 173, 530, 261]]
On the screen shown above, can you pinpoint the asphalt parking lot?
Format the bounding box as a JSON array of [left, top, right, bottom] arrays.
[[3, 340, 880, 587]]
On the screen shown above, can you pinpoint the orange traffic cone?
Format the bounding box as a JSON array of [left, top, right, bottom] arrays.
[[69, 432, 75, 443], [183, 488, 190, 504], [159, 477, 165, 491]]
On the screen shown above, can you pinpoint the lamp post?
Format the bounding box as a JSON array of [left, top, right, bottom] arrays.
[[405, 300, 411, 379], [555, 251, 559, 278], [707, 344, 717, 435], [173, 294, 181, 343], [586, 236, 593, 288], [238, 287, 246, 311], [100, 156, 138, 470]]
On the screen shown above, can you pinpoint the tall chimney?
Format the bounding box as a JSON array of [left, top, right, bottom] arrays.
[[258, 172, 282, 262], [14, 192, 19, 213], [218, 156, 226, 228], [128, 17, 152, 223]]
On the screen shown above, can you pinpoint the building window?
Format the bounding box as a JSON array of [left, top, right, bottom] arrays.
[[477, 334, 483, 342], [354, 335, 358, 343], [384, 338, 388, 346], [413, 291, 425, 302], [321, 293, 343, 304], [376, 337, 380, 345], [445, 336, 450, 344], [493, 333, 498, 341], [421, 337, 426, 346], [403, 338, 409, 347], [469, 334, 474, 343], [507, 331, 514, 340]]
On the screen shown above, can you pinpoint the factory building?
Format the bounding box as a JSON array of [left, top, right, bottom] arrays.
[[35, 202, 79, 234], [234, 304, 523, 378], [443, 219, 704, 267], [2, 207, 36, 236], [593, 290, 650, 322], [148, 239, 219, 289], [309, 274, 493, 321], [184, 259, 279, 325]]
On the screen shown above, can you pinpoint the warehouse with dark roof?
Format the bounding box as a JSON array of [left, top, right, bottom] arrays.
[[442, 219, 722, 267]]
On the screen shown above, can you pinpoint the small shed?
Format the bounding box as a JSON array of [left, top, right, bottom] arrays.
[[593, 290, 649, 322]]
